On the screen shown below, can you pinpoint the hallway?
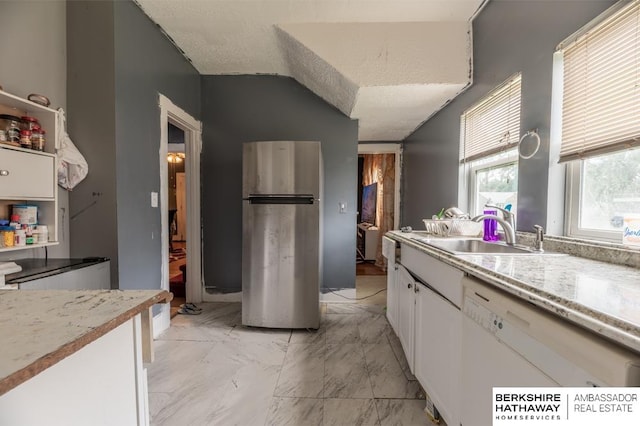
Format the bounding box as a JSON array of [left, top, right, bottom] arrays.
[[148, 277, 430, 425]]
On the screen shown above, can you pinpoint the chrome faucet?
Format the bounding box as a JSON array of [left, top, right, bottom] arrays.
[[533, 225, 544, 252], [471, 214, 517, 245], [485, 204, 516, 230]]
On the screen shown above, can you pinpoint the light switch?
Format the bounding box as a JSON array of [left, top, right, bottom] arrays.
[[151, 192, 158, 208], [339, 202, 347, 214]]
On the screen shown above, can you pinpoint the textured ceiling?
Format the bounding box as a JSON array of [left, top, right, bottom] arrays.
[[136, 0, 485, 140]]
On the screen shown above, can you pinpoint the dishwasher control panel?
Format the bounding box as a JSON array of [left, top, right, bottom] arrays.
[[463, 295, 502, 334]]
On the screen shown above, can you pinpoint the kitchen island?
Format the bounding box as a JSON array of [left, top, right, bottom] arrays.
[[0, 289, 171, 426]]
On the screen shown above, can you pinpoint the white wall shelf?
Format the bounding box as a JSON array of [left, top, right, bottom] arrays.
[[0, 90, 59, 252]]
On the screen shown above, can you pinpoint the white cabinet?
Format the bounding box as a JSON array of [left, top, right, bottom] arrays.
[[0, 315, 150, 426], [391, 242, 464, 426], [0, 149, 55, 199], [0, 89, 59, 253], [386, 264, 398, 330], [18, 261, 110, 290], [415, 281, 462, 426], [396, 263, 416, 372], [382, 236, 398, 329]]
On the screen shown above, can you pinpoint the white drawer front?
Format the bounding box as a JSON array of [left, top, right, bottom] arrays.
[[382, 236, 396, 266], [0, 149, 55, 199], [400, 244, 463, 307]]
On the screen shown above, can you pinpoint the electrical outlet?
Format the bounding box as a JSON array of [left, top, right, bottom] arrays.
[[151, 192, 158, 208]]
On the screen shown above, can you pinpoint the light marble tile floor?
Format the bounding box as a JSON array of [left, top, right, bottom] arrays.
[[148, 277, 432, 425]]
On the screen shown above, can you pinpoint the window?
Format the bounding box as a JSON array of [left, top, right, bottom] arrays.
[[558, 0, 640, 241], [460, 74, 521, 216], [469, 150, 519, 217]]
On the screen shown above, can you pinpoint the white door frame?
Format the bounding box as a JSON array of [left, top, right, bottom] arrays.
[[357, 143, 402, 230], [157, 94, 202, 334]]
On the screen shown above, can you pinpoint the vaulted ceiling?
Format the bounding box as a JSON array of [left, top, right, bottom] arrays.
[[136, 0, 486, 141]]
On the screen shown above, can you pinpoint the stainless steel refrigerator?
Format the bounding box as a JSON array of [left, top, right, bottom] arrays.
[[242, 141, 321, 329]]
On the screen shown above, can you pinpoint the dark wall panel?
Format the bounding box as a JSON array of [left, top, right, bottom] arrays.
[[201, 75, 358, 293], [68, 0, 200, 290], [67, 1, 119, 286], [113, 0, 201, 290], [402, 0, 615, 232]]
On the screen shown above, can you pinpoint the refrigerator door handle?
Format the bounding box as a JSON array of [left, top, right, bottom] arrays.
[[245, 195, 315, 205]]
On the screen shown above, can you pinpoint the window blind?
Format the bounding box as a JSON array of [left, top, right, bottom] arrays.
[[460, 74, 522, 162], [559, 0, 640, 162]]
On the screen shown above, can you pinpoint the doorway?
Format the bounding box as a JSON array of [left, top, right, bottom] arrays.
[[167, 124, 187, 317], [158, 95, 202, 334], [355, 144, 402, 303]]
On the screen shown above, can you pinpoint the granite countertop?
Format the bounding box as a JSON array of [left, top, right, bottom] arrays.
[[387, 231, 640, 354], [5, 257, 109, 284], [0, 289, 172, 396]]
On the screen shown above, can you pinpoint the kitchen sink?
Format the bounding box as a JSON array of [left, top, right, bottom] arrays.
[[413, 238, 565, 256]]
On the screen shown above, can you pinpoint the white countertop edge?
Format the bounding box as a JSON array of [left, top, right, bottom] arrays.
[[387, 231, 640, 354]]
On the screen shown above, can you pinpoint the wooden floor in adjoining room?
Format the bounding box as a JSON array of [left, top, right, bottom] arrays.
[[169, 241, 186, 318], [356, 260, 386, 276]]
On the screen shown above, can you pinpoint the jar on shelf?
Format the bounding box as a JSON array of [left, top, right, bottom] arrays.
[[31, 128, 45, 151], [23, 224, 34, 245], [14, 229, 26, 246], [0, 114, 21, 143], [0, 129, 6, 143], [0, 226, 15, 248], [19, 130, 32, 149], [21, 116, 39, 131], [10, 215, 21, 230], [34, 225, 48, 243]]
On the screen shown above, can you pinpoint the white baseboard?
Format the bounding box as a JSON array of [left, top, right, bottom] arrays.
[[153, 304, 170, 339], [198, 289, 357, 303], [320, 288, 356, 303]]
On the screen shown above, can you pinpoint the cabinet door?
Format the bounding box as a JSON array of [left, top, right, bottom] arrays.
[[60, 262, 111, 290], [18, 262, 111, 290], [396, 264, 415, 372], [415, 283, 462, 426], [0, 148, 55, 199], [386, 265, 398, 331], [19, 274, 60, 290]]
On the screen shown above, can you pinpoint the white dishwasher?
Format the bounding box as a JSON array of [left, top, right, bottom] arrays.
[[461, 275, 640, 426]]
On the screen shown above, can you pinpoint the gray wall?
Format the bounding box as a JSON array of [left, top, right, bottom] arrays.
[[0, 0, 69, 261], [113, 0, 200, 290], [67, 1, 117, 284], [402, 0, 615, 233], [201, 75, 358, 293], [67, 0, 200, 289]]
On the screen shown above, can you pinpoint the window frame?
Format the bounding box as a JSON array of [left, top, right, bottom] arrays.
[[467, 149, 519, 218], [459, 73, 522, 216], [558, 0, 640, 243], [565, 160, 623, 242]]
